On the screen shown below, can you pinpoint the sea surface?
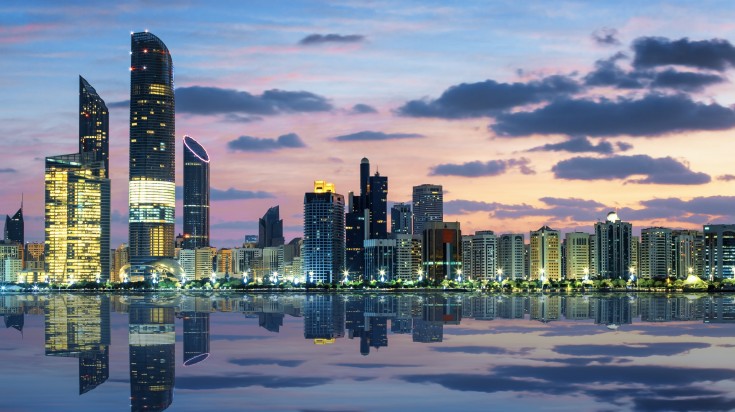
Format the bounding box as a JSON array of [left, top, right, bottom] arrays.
[[1, 292, 734, 411]]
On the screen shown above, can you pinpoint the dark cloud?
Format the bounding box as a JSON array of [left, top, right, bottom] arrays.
[[397, 75, 580, 119], [552, 155, 711, 185], [431, 346, 533, 356], [224, 114, 263, 123], [444, 200, 502, 215], [528, 136, 621, 154], [299, 34, 365, 45], [584, 53, 646, 89], [717, 174, 735, 182], [634, 396, 735, 412], [651, 69, 725, 92], [554, 342, 710, 358], [0, 168, 17, 173], [617, 142, 633, 151], [107, 100, 129, 109], [632, 37, 735, 71], [632, 196, 735, 219], [350, 103, 378, 114], [539, 197, 605, 208], [332, 130, 423, 141], [229, 358, 304, 368], [332, 363, 419, 369], [492, 94, 735, 137], [176, 86, 332, 115], [591, 27, 621, 46], [175, 186, 275, 200], [175, 375, 331, 390], [430, 158, 534, 177], [227, 133, 306, 152]]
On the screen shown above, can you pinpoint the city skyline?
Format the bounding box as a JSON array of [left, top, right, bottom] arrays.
[[4, 2, 735, 247]]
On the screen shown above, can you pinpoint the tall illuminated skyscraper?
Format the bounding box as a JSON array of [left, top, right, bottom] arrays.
[[412, 184, 443, 235], [182, 135, 209, 249], [303, 181, 345, 283], [128, 31, 176, 274], [594, 211, 632, 279], [79, 76, 109, 177]]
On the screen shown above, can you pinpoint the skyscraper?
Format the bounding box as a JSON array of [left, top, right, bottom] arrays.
[[640, 227, 673, 279], [498, 233, 525, 280], [565, 232, 590, 280], [412, 184, 443, 235], [345, 192, 366, 276], [390, 202, 412, 235], [367, 172, 388, 238], [128, 31, 176, 274], [45, 151, 110, 283], [594, 211, 632, 279], [182, 135, 210, 249], [530, 226, 561, 281], [704, 224, 735, 279], [258, 206, 284, 248], [422, 221, 461, 282], [469, 231, 497, 281], [303, 181, 345, 283], [79, 76, 109, 177], [673, 230, 704, 278], [4, 202, 23, 245]]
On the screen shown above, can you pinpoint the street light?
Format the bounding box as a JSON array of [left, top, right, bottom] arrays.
[[457, 268, 463, 283], [583, 267, 589, 281], [497, 268, 503, 282], [343, 270, 349, 284], [309, 271, 314, 283], [379, 269, 386, 283], [629, 266, 636, 282], [417, 269, 424, 282]]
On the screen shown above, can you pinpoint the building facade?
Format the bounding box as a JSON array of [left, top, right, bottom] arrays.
[[640, 227, 673, 279], [565, 232, 590, 281], [594, 212, 632, 279], [530, 226, 561, 281], [412, 184, 443, 235], [258, 206, 284, 249], [79, 76, 109, 176], [704, 224, 735, 279], [303, 181, 345, 283], [498, 233, 525, 280], [391, 203, 412, 235], [422, 221, 461, 282], [182, 136, 210, 250]]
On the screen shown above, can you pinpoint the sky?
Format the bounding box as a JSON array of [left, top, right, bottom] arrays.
[[3, 0, 735, 247]]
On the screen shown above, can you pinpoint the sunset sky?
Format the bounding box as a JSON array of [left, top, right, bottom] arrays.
[[3, 1, 735, 247]]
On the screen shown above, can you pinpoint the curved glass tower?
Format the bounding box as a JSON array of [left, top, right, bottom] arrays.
[[182, 135, 210, 249], [79, 76, 109, 177], [128, 31, 176, 273]]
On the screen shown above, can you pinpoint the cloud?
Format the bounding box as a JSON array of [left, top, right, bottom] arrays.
[[107, 100, 129, 109], [224, 114, 263, 123], [176, 86, 332, 115], [717, 174, 735, 182], [332, 130, 424, 141], [227, 133, 306, 152], [332, 363, 419, 369], [554, 342, 710, 358], [350, 103, 378, 114], [229, 358, 304, 368], [650, 69, 725, 92], [0, 168, 17, 173], [632, 37, 735, 71], [430, 158, 534, 177], [492, 94, 735, 137], [528, 136, 623, 154], [397, 75, 581, 119], [444, 200, 502, 215], [299, 33, 365, 45], [431, 346, 533, 356], [591, 27, 621, 46], [175, 187, 275, 200], [552, 155, 711, 185], [584, 53, 646, 89], [175, 375, 331, 390]]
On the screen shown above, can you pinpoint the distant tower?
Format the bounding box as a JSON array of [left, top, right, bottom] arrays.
[[79, 76, 109, 177], [367, 172, 388, 238], [258, 206, 285, 248], [412, 184, 443, 235], [390, 202, 412, 235], [303, 181, 345, 283], [182, 135, 210, 249], [128, 31, 176, 273], [594, 211, 632, 279], [4, 200, 23, 245]]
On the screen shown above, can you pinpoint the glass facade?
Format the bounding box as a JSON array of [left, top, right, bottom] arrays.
[[412, 184, 443, 235], [79, 76, 109, 177], [182, 135, 210, 249], [4, 205, 23, 245], [303, 181, 345, 283], [129, 31, 176, 271], [129, 303, 175, 411], [45, 152, 110, 283]]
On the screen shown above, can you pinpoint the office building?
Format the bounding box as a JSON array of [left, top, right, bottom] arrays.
[[565, 232, 590, 280], [394, 234, 421, 281], [182, 135, 210, 249], [45, 152, 110, 283], [258, 206, 285, 248], [422, 221, 461, 282], [303, 181, 345, 283], [640, 227, 673, 279], [498, 233, 525, 280], [391, 203, 412, 235], [412, 184, 443, 235], [364, 239, 396, 281], [530, 226, 561, 281], [79, 76, 109, 176], [4, 202, 23, 245], [368, 172, 388, 238], [345, 192, 367, 276], [704, 224, 735, 279], [594, 211, 632, 279], [128, 31, 176, 275]]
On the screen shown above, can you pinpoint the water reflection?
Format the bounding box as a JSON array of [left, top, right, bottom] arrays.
[[1, 292, 735, 411]]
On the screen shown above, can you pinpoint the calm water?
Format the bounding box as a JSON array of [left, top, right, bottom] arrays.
[[1, 292, 735, 411]]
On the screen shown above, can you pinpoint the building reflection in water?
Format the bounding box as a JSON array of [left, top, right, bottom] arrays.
[[304, 294, 344, 345], [44, 295, 110, 395], [129, 301, 175, 412], [179, 296, 210, 366]]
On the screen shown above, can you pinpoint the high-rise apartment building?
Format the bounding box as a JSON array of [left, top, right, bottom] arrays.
[[303, 181, 345, 283], [79, 76, 109, 176], [364, 239, 395, 281], [564, 232, 590, 280], [640, 227, 673, 279], [182, 135, 210, 249], [704, 224, 735, 279], [391, 203, 412, 235], [469, 231, 497, 281], [594, 211, 632, 279], [498, 234, 525, 280], [412, 184, 443, 235], [258, 206, 284, 248], [128, 31, 176, 274], [673, 230, 704, 278], [530, 226, 561, 281], [422, 221, 461, 282]]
